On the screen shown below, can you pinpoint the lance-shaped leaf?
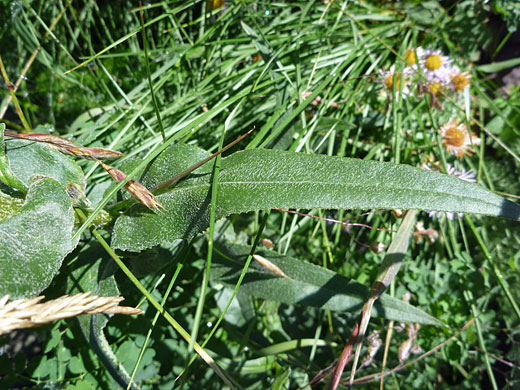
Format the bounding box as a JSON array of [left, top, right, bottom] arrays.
[[211, 242, 443, 326], [0, 177, 74, 298], [112, 147, 520, 252]]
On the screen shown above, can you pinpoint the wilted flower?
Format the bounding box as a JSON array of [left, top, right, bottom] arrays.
[[448, 66, 471, 92], [393, 209, 404, 218], [439, 119, 481, 158], [369, 242, 386, 254], [426, 81, 445, 97], [413, 221, 439, 243], [360, 331, 382, 369], [398, 323, 421, 363]]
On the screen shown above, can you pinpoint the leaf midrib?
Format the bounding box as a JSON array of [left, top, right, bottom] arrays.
[[164, 179, 499, 210]]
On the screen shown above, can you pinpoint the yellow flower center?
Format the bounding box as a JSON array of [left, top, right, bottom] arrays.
[[451, 74, 470, 91], [405, 50, 416, 66], [208, 0, 225, 10], [425, 54, 442, 70], [444, 127, 465, 147], [384, 73, 401, 90], [428, 82, 443, 96]]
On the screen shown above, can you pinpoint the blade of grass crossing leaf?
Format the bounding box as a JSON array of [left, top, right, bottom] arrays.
[[181, 212, 270, 377], [190, 100, 248, 354], [74, 209, 240, 390], [188, 123, 228, 353]]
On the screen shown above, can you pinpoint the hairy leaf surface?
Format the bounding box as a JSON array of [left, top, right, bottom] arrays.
[[5, 138, 86, 190], [112, 147, 520, 251], [0, 178, 74, 298]]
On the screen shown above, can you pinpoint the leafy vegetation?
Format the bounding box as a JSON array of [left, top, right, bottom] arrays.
[[0, 1, 519, 389]]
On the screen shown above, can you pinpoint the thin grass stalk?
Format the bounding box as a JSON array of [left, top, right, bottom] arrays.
[[0, 1, 72, 119], [181, 212, 269, 376], [139, 2, 166, 143], [0, 55, 32, 132], [187, 125, 226, 354], [463, 290, 498, 390], [74, 208, 240, 390], [127, 263, 183, 390]]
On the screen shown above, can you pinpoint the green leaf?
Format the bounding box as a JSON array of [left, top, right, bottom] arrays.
[[4, 138, 86, 191], [0, 177, 74, 298], [0, 189, 24, 221], [112, 148, 520, 252], [0, 124, 26, 192], [211, 242, 444, 326], [476, 57, 520, 73]]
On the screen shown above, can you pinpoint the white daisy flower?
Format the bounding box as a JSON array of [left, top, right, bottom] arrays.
[[447, 65, 471, 92], [379, 64, 412, 99], [439, 119, 481, 158], [421, 49, 453, 84]]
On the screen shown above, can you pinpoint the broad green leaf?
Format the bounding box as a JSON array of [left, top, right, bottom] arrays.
[[68, 241, 140, 390], [211, 243, 444, 326], [0, 188, 24, 221], [4, 138, 86, 191], [0, 178, 74, 298], [112, 148, 520, 252]]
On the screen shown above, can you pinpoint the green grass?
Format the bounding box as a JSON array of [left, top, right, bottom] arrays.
[[1, 1, 520, 389]]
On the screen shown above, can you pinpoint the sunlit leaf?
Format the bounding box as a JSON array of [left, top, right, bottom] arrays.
[[112, 147, 520, 252]]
